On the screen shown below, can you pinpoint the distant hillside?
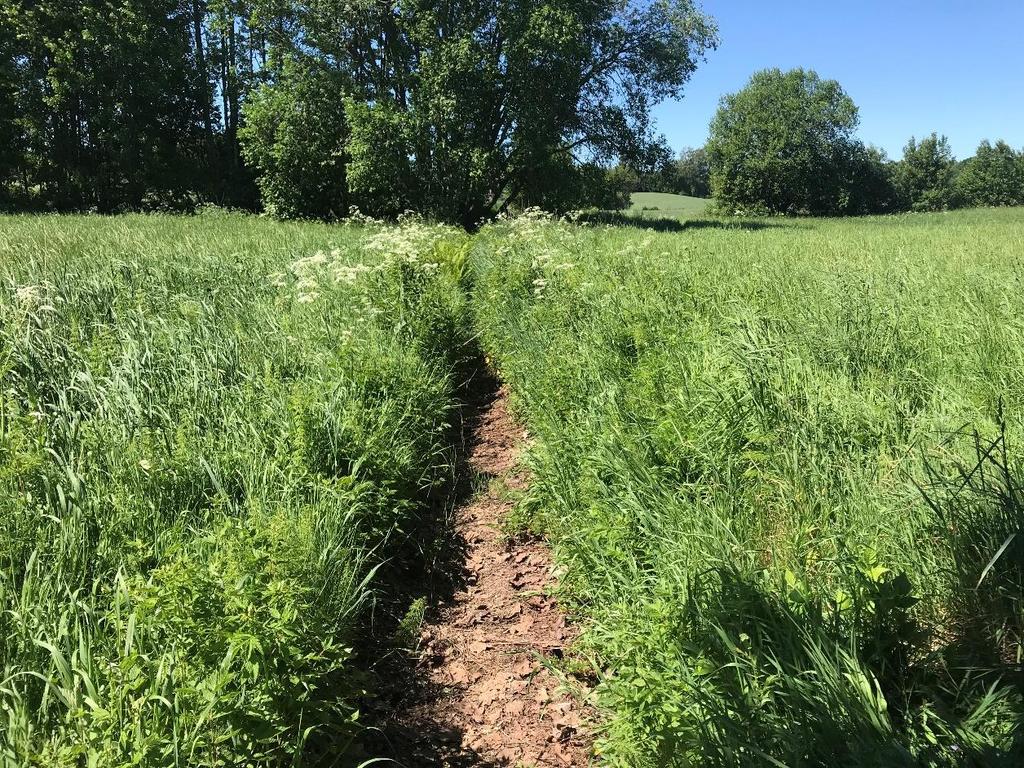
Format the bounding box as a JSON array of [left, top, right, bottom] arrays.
[[629, 192, 710, 219]]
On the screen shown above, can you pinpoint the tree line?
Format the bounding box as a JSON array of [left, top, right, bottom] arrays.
[[628, 68, 1024, 216], [0, 0, 717, 226], [2, 7, 1019, 224], [0, 0, 263, 212]]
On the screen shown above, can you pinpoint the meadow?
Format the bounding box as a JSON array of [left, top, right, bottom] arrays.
[[1, 206, 1024, 766], [627, 193, 711, 220], [472, 207, 1024, 765], [0, 212, 474, 765]]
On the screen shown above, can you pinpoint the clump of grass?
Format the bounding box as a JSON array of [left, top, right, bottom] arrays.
[[0, 212, 473, 765], [471, 207, 1024, 765]]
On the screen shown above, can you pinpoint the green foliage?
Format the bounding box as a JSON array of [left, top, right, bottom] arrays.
[[707, 68, 873, 215], [894, 133, 959, 212], [674, 146, 711, 198], [1, 0, 215, 210], [955, 140, 1024, 208], [244, 0, 717, 225], [0, 0, 295, 211], [4, 2, 1023, 221], [343, 99, 418, 219], [843, 144, 901, 214], [603, 144, 706, 200], [471, 207, 1024, 765], [240, 57, 350, 218], [519, 157, 632, 214], [0, 13, 18, 205], [0, 212, 473, 764]]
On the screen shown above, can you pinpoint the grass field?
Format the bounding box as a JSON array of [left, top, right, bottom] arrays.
[[0, 212, 474, 765], [628, 192, 710, 219], [2, 207, 1024, 765], [472, 207, 1024, 765]]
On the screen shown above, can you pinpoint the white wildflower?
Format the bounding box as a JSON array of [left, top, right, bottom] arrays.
[[14, 284, 43, 306]]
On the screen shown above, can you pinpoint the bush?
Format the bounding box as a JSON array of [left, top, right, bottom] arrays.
[[955, 140, 1024, 208]]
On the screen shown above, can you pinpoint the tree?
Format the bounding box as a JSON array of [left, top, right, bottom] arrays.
[[955, 139, 1023, 208], [707, 68, 861, 215], [0, 12, 19, 205], [843, 144, 899, 214], [240, 57, 349, 218], [675, 146, 710, 197], [601, 141, 681, 198], [2, 0, 213, 210], [240, 0, 718, 225], [893, 133, 958, 212], [0, 0, 276, 211], [1, 0, 716, 219]]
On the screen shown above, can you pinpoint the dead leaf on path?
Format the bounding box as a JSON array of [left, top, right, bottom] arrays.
[[512, 657, 535, 677]]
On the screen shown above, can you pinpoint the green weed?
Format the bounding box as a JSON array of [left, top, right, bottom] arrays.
[[472, 207, 1024, 765], [0, 212, 472, 765]]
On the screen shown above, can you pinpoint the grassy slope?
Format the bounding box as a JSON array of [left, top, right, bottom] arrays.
[[629, 191, 710, 218], [472, 207, 1024, 766]]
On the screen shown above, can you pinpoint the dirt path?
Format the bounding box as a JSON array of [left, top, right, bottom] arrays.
[[377, 383, 592, 766]]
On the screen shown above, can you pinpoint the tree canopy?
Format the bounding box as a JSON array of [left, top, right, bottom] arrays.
[[0, 0, 277, 211], [706, 68, 865, 215], [955, 139, 1024, 208], [241, 0, 717, 226], [3, 4, 1024, 221], [894, 133, 958, 212], [0, 0, 717, 223], [675, 146, 711, 197]]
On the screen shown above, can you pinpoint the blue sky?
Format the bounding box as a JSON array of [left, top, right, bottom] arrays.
[[654, 0, 1024, 160]]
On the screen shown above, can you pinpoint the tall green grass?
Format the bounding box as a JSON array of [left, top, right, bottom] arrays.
[[6, 206, 1024, 766], [471, 207, 1024, 765], [0, 211, 473, 765]]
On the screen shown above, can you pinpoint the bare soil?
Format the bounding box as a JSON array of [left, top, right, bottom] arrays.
[[374, 384, 593, 766]]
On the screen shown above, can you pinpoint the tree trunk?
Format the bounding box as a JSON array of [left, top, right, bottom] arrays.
[[192, 0, 214, 157], [227, 18, 238, 169]]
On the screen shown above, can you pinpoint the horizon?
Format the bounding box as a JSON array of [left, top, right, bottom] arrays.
[[655, 0, 1024, 160]]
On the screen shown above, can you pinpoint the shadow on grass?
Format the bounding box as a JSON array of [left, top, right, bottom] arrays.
[[917, 414, 1024, 689], [576, 210, 803, 232]]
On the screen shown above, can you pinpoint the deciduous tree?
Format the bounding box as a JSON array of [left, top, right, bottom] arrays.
[[675, 146, 710, 197], [894, 133, 958, 212], [240, 57, 349, 218], [1, 0, 212, 209], [241, 0, 717, 225], [707, 68, 862, 215], [955, 139, 1023, 208]]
